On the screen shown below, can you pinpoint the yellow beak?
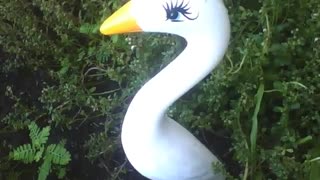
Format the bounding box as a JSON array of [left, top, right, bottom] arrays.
[[100, 1, 142, 35]]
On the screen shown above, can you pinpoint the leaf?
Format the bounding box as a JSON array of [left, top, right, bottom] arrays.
[[45, 144, 71, 165], [289, 102, 300, 110], [310, 161, 320, 180], [28, 122, 40, 145], [38, 158, 52, 180], [10, 144, 36, 163], [28, 122, 50, 148], [35, 146, 45, 162], [58, 66, 69, 75], [58, 58, 71, 75], [111, 35, 119, 43], [79, 23, 99, 34], [37, 127, 51, 147], [250, 83, 264, 163], [89, 87, 96, 93], [309, 145, 320, 180]]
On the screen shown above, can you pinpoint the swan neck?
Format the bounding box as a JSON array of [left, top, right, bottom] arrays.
[[124, 37, 228, 131]]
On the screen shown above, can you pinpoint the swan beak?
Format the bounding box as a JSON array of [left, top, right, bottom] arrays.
[[100, 1, 142, 35]]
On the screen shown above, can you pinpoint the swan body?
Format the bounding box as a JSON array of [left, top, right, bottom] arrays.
[[100, 0, 230, 179]]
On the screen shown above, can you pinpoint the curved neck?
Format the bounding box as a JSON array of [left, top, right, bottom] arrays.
[[123, 36, 229, 132]]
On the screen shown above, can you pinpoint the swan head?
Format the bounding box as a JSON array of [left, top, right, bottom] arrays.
[[100, 0, 229, 39]]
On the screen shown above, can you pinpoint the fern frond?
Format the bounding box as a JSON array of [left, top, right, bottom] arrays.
[[10, 144, 36, 163], [28, 122, 50, 148], [35, 146, 45, 162], [28, 122, 40, 144], [38, 158, 52, 180], [37, 126, 50, 146], [45, 144, 71, 165]]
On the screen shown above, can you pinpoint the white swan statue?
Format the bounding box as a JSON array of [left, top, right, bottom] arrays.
[[100, 0, 230, 179]]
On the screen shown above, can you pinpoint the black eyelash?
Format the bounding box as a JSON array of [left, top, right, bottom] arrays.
[[163, 1, 198, 22]]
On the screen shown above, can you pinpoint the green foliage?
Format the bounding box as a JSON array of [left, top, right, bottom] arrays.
[[84, 132, 116, 162], [10, 122, 71, 180], [249, 83, 264, 167], [46, 144, 71, 165], [1, 0, 122, 178], [29, 122, 50, 149], [1, 0, 320, 179], [38, 159, 51, 180], [11, 144, 36, 164], [169, 0, 320, 179]]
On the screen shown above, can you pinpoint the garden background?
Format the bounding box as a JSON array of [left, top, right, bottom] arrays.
[[0, 0, 319, 179]]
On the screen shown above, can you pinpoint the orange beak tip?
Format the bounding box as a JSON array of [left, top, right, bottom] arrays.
[[100, 1, 142, 35]]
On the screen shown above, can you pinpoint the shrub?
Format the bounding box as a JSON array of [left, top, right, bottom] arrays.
[[1, 0, 319, 179]]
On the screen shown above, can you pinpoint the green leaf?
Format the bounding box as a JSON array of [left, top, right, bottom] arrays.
[[250, 83, 264, 163], [58, 58, 71, 75], [10, 144, 36, 163], [37, 127, 51, 147], [111, 35, 119, 43], [28, 122, 40, 146], [35, 146, 45, 162], [79, 23, 99, 34], [45, 144, 71, 165], [28, 122, 50, 148], [310, 158, 320, 180], [89, 87, 96, 93], [289, 102, 300, 110], [38, 158, 52, 180]]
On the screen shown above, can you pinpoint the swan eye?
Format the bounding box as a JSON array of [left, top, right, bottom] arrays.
[[163, 1, 198, 22]]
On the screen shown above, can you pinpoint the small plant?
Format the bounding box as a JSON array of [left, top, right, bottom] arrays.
[[10, 122, 71, 180]]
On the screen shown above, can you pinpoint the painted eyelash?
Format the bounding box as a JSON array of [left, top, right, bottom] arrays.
[[163, 0, 198, 22]]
